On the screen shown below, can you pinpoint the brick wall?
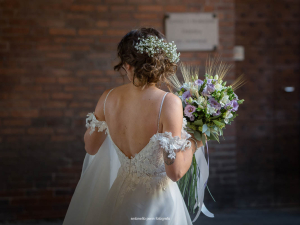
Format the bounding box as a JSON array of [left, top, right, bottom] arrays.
[[0, 0, 236, 221], [235, 0, 300, 208]]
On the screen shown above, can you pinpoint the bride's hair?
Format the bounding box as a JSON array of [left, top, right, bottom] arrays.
[[113, 27, 177, 90]]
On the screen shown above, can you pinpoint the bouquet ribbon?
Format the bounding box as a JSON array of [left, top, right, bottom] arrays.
[[192, 140, 214, 222]]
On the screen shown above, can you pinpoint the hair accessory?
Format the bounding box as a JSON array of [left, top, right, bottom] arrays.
[[134, 35, 180, 63]]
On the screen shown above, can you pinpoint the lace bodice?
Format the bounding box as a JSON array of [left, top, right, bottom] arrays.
[[85, 89, 192, 207]]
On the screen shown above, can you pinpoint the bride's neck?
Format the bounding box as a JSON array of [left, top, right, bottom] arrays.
[[127, 81, 158, 92]]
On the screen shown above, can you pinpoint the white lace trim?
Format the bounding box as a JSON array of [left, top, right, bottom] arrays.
[[151, 117, 192, 160], [155, 132, 191, 159], [85, 112, 108, 135]]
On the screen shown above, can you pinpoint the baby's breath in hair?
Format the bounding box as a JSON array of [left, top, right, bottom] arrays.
[[134, 35, 180, 63], [114, 27, 178, 91]]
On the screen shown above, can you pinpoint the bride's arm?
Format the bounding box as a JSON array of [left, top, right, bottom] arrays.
[[84, 89, 111, 155], [160, 93, 203, 182]]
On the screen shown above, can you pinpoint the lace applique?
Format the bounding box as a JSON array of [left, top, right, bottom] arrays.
[[151, 117, 192, 159], [85, 112, 108, 135], [155, 132, 192, 159], [113, 139, 172, 208], [116, 169, 170, 208]]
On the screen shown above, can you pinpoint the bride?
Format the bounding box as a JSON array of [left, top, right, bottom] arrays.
[[63, 27, 205, 225]]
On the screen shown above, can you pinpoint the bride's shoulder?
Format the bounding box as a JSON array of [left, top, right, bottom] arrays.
[[93, 87, 116, 121], [97, 88, 114, 104], [160, 92, 183, 133], [163, 92, 183, 113]]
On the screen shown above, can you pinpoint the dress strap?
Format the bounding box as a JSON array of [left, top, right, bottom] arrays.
[[104, 88, 114, 120], [157, 92, 169, 133]]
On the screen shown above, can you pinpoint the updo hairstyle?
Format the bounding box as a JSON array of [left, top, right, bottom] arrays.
[[113, 27, 178, 90]]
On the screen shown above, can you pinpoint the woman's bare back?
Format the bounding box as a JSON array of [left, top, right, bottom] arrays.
[[104, 83, 168, 159]]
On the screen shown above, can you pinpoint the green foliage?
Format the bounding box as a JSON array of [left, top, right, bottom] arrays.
[[202, 132, 207, 147], [237, 99, 244, 104], [199, 79, 207, 93], [210, 114, 222, 119], [202, 124, 208, 133], [176, 155, 199, 213], [212, 120, 225, 129], [193, 119, 203, 126], [193, 130, 201, 141], [187, 124, 197, 131]]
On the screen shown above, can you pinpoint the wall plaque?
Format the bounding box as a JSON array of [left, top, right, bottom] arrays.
[[165, 13, 219, 51]]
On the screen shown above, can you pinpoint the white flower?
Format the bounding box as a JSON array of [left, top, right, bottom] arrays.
[[224, 110, 233, 124], [192, 96, 206, 108], [189, 86, 198, 96], [220, 94, 230, 107], [206, 104, 217, 115], [214, 83, 223, 91], [182, 82, 194, 91], [134, 35, 180, 63]]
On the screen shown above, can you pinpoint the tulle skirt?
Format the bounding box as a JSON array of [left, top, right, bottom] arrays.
[[62, 135, 193, 225]]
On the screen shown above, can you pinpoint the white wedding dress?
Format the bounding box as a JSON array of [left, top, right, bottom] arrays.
[[63, 89, 212, 225]]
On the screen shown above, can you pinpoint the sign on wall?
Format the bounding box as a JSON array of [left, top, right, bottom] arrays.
[[164, 13, 219, 51]]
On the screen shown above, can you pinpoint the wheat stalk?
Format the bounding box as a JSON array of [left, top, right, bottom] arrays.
[[167, 54, 248, 93], [232, 74, 248, 91], [167, 73, 182, 91]]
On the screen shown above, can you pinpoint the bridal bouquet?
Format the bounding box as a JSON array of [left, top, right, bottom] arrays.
[[168, 55, 247, 215]]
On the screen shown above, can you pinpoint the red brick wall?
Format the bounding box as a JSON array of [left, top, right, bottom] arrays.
[[235, 0, 300, 208], [0, 0, 236, 220]]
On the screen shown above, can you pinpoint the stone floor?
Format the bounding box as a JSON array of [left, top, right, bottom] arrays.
[[197, 208, 300, 225], [1, 208, 299, 225]]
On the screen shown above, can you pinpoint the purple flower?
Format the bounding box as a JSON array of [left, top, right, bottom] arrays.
[[190, 115, 195, 121], [182, 90, 191, 103], [225, 101, 233, 110], [207, 83, 215, 93], [213, 109, 221, 117], [202, 83, 215, 97], [233, 92, 239, 100], [184, 104, 196, 118], [231, 100, 239, 112], [206, 78, 216, 84], [195, 79, 204, 86], [202, 87, 211, 97], [225, 100, 239, 112], [208, 97, 221, 110]]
